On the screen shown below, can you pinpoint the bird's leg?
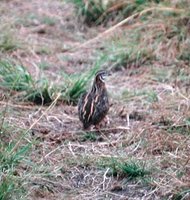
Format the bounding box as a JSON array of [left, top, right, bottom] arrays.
[[83, 124, 91, 131], [93, 116, 110, 131], [100, 116, 110, 127], [94, 124, 101, 131]]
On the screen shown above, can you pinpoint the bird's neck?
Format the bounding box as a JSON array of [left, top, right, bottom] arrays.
[[91, 79, 105, 94]]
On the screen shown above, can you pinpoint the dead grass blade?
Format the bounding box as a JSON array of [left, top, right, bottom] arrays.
[[9, 93, 61, 154], [65, 6, 184, 52]]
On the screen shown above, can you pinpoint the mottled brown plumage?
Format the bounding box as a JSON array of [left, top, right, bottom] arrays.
[[78, 70, 110, 129]]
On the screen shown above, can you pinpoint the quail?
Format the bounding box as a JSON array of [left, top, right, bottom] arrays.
[[78, 70, 110, 129]]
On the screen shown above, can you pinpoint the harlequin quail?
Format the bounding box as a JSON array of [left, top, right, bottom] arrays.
[[78, 70, 110, 129]]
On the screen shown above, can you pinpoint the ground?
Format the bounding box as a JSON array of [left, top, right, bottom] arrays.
[[0, 0, 190, 200]]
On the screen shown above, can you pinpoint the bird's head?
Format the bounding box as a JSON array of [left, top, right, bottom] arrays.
[[95, 70, 111, 83]]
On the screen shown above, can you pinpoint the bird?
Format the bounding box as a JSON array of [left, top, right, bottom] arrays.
[[78, 70, 110, 130]]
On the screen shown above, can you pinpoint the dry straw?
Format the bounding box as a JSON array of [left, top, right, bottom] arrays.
[[66, 6, 184, 52]]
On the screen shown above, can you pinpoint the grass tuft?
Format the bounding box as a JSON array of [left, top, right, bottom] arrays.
[[0, 121, 30, 200], [0, 31, 20, 52], [117, 160, 149, 179], [61, 65, 99, 104], [173, 189, 190, 200], [69, 0, 105, 25], [0, 60, 100, 105], [122, 89, 158, 103], [95, 5, 189, 73], [0, 60, 54, 105], [26, 78, 54, 105], [69, 0, 163, 26], [0, 60, 33, 91], [100, 158, 150, 180], [81, 132, 97, 142]]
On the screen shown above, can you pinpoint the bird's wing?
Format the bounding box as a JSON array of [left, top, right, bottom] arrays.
[[92, 90, 109, 123], [78, 92, 95, 125]]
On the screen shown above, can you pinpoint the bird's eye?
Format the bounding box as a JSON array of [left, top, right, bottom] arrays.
[[102, 74, 105, 79], [99, 74, 105, 82]]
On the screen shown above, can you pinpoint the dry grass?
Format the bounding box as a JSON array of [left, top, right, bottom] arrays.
[[0, 0, 190, 200]]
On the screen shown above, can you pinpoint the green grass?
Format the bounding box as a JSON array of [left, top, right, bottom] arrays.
[[35, 47, 51, 55], [118, 161, 149, 179], [151, 67, 173, 83], [38, 60, 52, 70], [94, 2, 189, 75], [0, 60, 101, 105], [0, 60, 33, 91], [68, 0, 105, 25], [166, 124, 190, 136], [26, 78, 54, 105], [61, 64, 99, 104], [69, 0, 162, 25], [0, 120, 30, 200], [0, 31, 20, 52], [98, 28, 154, 72], [173, 189, 190, 200], [81, 132, 97, 142], [146, 90, 158, 103], [16, 13, 57, 27], [41, 16, 57, 26], [0, 142, 29, 172], [100, 158, 150, 180], [122, 89, 158, 103], [0, 60, 54, 105], [153, 117, 190, 135], [107, 45, 152, 71]]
